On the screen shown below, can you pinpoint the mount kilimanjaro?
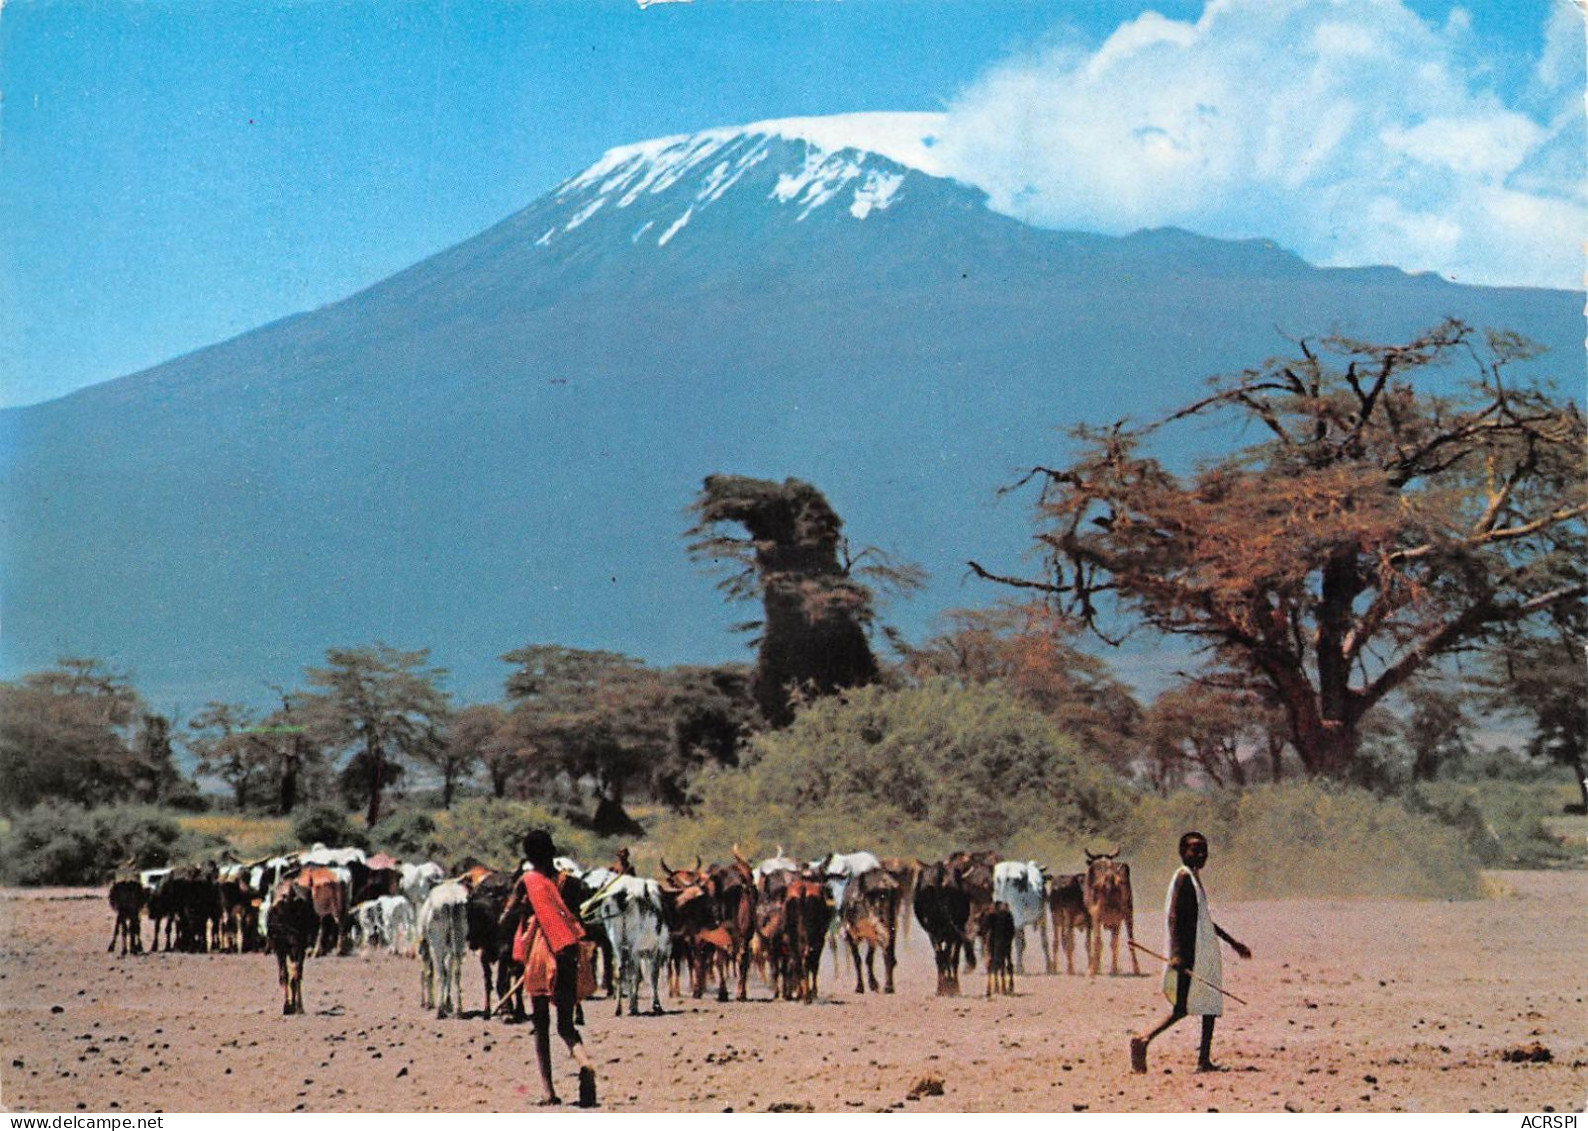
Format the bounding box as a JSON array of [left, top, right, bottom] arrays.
[[2, 113, 1581, 707]]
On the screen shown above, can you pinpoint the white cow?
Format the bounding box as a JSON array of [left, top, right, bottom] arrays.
[[416, 881, 470, 1019], [754, 848, 799, 881], [399, 861, 445, 910], [303, 843, 366, 868], [249, 855, 300, 905], [351, 895, 418, 955], [993, 860, 1052, 975], [378, 895, 417, 956], [580, 867, 671, 1017]]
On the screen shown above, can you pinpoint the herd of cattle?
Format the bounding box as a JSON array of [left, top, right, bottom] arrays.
[[103, 844, 1143, 1017]]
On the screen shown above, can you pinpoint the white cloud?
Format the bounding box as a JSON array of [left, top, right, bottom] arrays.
[[933, 0, 1587, 289]]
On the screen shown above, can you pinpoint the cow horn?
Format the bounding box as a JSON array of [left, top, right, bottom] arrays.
[[1084, 850, 1099, 862], [775, 844, 784, 859], [695, 855, 703, 874], [659, 857, 673, 877]]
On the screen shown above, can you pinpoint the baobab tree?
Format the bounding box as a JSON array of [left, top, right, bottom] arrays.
[[687, 474, 923, 726]]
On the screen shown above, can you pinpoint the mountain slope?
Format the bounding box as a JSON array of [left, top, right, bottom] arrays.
[[3, 114, 1581, 707]]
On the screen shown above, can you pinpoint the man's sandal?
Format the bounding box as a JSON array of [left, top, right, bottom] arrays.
[[1129, 1037, 1148, 1074]]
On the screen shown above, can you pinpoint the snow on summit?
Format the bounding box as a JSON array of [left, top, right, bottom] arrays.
[[538, 112, 949, 248]]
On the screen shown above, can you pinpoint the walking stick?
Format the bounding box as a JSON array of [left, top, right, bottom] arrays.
[[492, 972, 527, 1016], [1127, 941, 1249, 1006]]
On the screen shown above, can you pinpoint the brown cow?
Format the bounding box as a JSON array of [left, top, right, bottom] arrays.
[[878, 857, 918, 943], [753, 865, 795, 998], [294, 865, 349, 956], [710, 850, 760, 1002], [783, 875, 831, 1003], [1083, 850, 1140, 976], [1047, 872, 1092, 975], [946, 850, 998, 970], [467, 868, 522, 1020], [658, 858, 722, 999]]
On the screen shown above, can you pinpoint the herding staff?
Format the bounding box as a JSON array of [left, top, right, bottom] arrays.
[[1127, 940, 1249, 1006]]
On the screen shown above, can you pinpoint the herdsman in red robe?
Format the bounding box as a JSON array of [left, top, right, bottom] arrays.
[[1131, 831, 1251, 1073]]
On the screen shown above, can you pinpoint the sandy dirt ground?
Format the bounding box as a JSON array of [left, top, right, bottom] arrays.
[[1, 870, 1584, 1114]]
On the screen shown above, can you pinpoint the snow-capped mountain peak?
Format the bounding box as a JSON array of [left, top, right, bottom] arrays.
[[537, 112, 950, 249]]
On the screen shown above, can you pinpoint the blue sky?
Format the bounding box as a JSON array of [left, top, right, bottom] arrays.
[[3, 0, 1582, 409]]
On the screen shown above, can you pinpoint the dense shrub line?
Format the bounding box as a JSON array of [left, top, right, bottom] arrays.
[[0, 681, 1575, 894]]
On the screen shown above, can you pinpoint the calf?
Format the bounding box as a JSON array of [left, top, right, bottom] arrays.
[[350, 896, 415, 954], [1083, 849, 1140, 977], [981, 901, 1016, 997], [417, 880, 470, 1019], [107, 879, 145, 956], [378, 894, 417, 955], [267, 878, 321, 1016], [1048, 872, 1092, 975]]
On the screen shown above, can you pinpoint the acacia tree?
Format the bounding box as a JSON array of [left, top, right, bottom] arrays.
[[1142, 682, 1291, 790], [899, 604, 1142, 772], [500, 647, 756, 821], [687, 474, 923, 726], [0, 658, 144, 811], [447, 703, 518, 800], [971, 321, 1585, 779], [300, 645, 451, 826], [502, 645, 672, 829], [187, 702, 277, 809], [1483, 628, 1587, 810]]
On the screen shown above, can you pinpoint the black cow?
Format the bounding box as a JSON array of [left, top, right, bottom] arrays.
[[839, 867, 900, 995], [465, 869, 522, 1021], [914, 859, 971, 996], [107, 879, 145, 956]]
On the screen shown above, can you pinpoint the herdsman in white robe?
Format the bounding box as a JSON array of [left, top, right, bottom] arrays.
[[1130, 831, 1251, 1073]]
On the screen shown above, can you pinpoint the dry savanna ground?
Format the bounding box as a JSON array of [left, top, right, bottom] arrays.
[[1, 870, 1584, 1114]]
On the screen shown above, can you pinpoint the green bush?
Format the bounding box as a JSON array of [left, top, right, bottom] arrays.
[[0, 803, 225, 886], [657, 681, 1133, 863], [1123, 782, 1484, 901], [369, 807, 439, 859], [291, 802, 368, 850], [430, 799, 600, 871], [1409, 781, 1572, 868]]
